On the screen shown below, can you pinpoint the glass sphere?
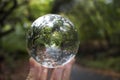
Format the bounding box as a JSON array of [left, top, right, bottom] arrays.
[[27, 14, 79, 68]]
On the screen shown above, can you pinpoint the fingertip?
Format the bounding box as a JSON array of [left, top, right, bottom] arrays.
[[68, 58, 75, 65], [62, 58, 75, 80], [29, 57, 36, 68], [71, 58, 75, 64], [40, 67, 48, 80], [51, 68, 63, 80]]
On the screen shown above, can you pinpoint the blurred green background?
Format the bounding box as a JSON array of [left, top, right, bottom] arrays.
[[0, 0, 120, 80]]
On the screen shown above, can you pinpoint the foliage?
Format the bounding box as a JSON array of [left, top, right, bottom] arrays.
[[0, 0, 54, 52], [65, 0, 120, 44], [79, 57, 120, 72], [29, 0, 53, 18], [2, 25, 26, 52], [1, 0, 120, 52]]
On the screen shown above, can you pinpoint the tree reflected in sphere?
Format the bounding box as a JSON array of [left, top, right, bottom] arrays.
[[27, 14, 79, 68]]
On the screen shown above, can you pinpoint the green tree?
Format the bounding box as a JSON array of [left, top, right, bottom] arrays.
[[0, 0, 53, 52], [65, 0, 120, 45]]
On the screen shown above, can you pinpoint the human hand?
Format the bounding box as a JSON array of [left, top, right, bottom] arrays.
[[26, 58, 75, 80]]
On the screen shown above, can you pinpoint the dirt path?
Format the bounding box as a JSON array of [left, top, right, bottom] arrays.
[[70, 64, 120, 80]]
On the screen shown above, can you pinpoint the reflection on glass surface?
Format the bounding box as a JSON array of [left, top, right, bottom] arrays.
[[27, 14, 79, 68]]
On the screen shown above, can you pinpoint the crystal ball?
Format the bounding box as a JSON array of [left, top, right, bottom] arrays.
[[27, 14, 79, 68]]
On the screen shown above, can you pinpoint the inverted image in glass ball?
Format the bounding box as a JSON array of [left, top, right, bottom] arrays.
[[27, 14, 80, 68]]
